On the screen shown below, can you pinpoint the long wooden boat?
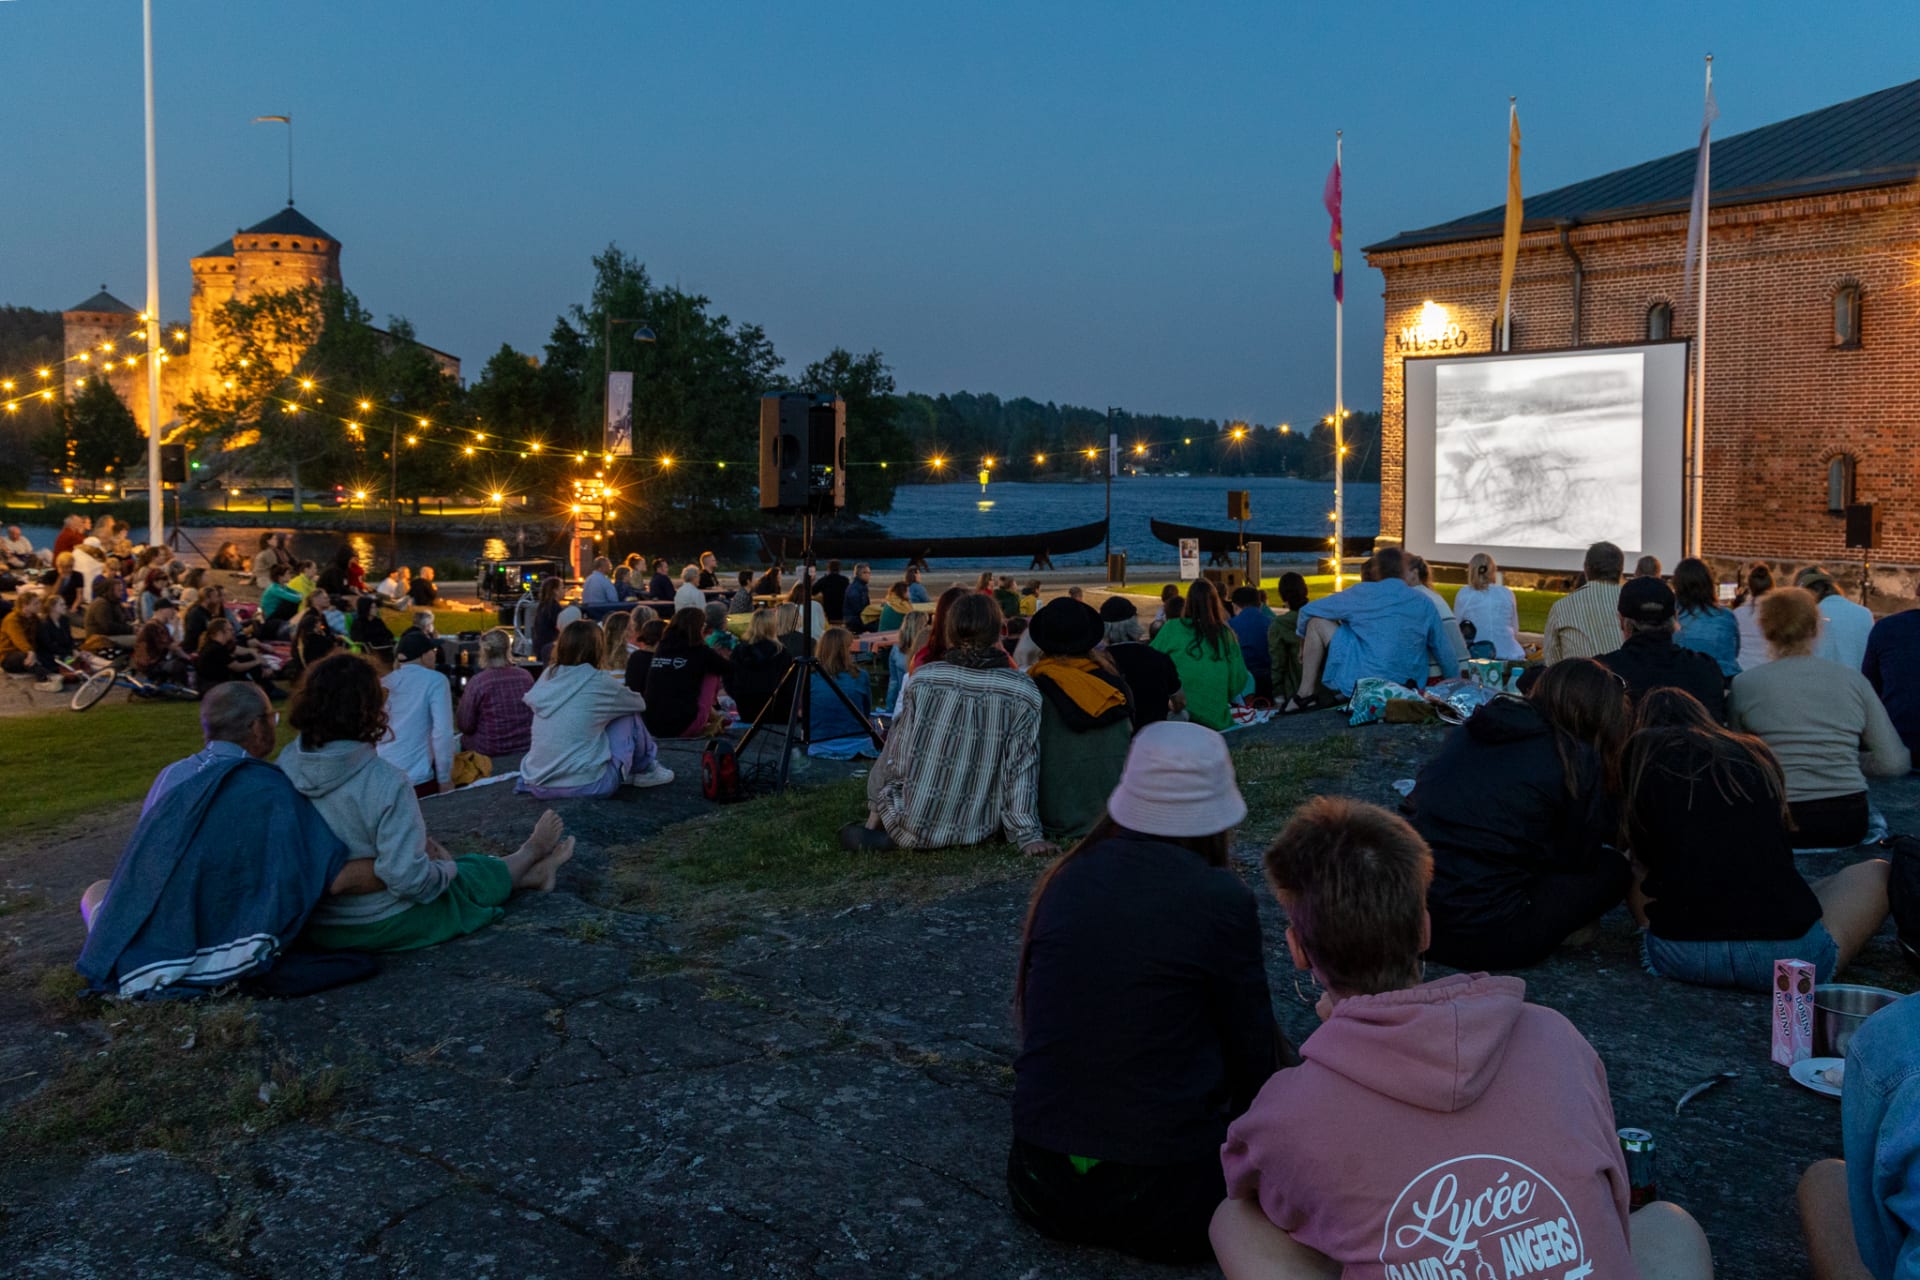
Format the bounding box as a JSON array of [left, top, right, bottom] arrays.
[[758, 517, 1108, 570], [1149, 516, 1375, 559]]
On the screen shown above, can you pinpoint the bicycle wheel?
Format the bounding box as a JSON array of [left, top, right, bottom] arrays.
[[71, 668, 116, 711]]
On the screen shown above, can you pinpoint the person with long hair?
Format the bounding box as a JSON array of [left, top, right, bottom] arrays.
[[1009, 722, 1279, 1262], [1731, 563, 1775, 672], [288, 595, 344, 678], [455, 628, 534, 767], [0, 591, 56, 685], [350, 594, 395, 663], [883, 610, 928, 714], [1411, 656, 1634, 969], [598, 611, 633, 671], [877, 581, 915, 632], [1626, 688, 1891, 991], [643, 607, 733, 738], [1028, 599, 1134, 841], [529, 575, 566, 665], [1289, 546, 1456, 710], [806, 626, 877, 758], [1262, 572, 1312, 703], [844, 594, 1052, 855], [1730, 587, 1910, 848], [1150, 578, 1249, 729], [1669, 556, 1741, 678], [281, 653, 576, 952], [786, 577, 829, 637], [1452, 552, 1524, 661], [211, 540, 245, 571], [750, 563, 782, 599], [520, 619, 673, 796], [773, 600, 810, 659], [914, 585, 972, 671], [726, 607, 792, 723]]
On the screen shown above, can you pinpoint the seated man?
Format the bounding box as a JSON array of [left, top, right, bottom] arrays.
[[77, 683, 367, 997], [2, 524, 36, 568], [1802, 567, 1875, 672], [647, 557, 676, 602], [580, 555, 619, 614], [1291, 546, 1456, 704], [1799, 992, 1920, 1280], [82, 576, 137, 652], [378, 630, 456, 797], [842, 593, 1054, 856], [406, 565, 439, 607], [1227, 586, 1275, 702], [1212, 795, 1716, 1280], [1865, 607, 1920, 757], [1543, 540, 1627, 663], [1599, 576, 1727, 719], [132, 603, 190, 683]]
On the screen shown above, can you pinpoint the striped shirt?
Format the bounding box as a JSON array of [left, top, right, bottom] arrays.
[[1542, 582, 1623, 665], [868, 662, 1044, 850]]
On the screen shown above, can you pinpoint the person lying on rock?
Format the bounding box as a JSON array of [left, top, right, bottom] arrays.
[[280, 652, 574, 952]]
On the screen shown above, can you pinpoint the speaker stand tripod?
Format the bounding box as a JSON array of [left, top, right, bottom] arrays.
[[164, 488, 207, 560], [736, 513, 884, 793]]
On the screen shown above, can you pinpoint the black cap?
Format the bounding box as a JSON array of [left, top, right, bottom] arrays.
[[1618, 576, 1675, 624], [1030, 598, 1106, 655], [1097, 595, 1138, 623], [396, 629, 436, 661]]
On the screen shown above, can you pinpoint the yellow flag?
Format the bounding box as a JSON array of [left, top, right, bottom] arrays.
[[1496, 101, 1522, 349]]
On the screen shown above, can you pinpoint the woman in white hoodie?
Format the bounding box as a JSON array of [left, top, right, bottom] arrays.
[[518, 620, 674, 798], [280, 653, 575, 952]]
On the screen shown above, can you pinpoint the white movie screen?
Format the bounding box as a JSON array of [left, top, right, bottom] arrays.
[[1402, 343, 1687, 574]]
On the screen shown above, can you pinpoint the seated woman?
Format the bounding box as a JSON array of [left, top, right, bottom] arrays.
[[883, 611, 929, 714], [613, 564, 642, 602], [876, 581, 915, 632], [1411, 656, 1632, 970], [1671, 556, 1741, 678], [644, 608, 733, 738], [520, 620, 673, 796], [529, 575, 565, 665], [288, 598, 344, 679], [1, 592, 57, 685], [703, 601, 736, 653], [83, 580, 136, 652], [1149, 579, 1249, 731], [913, 586, 970, 673], [727, 569, 755, 615], [843, 594, 1054, 856], [726, 608, 792, 724], [455, 628, 534, 769], [136, 567, 172, 623], [773, 602, 810, 659], [349, 595, 395, 663], [35, 593, 88, 679], [598, 612, 633, 673], [210, 541, 246, 571], [1264, 572, 1310, 704], [623, 615, 665, 693], [194, 616, 275, 692], [279, 653, 576, 952], [1010, 722, 1280, 1263], [1626, 688, 1891, 991], [1028, 599, 1133, 842], [132, 603, 190, 683], [1451, 552, 1525, 661], [751, 565, 782, 599], [1730, 587, 1910, 848], [806, 626, 877, 759]]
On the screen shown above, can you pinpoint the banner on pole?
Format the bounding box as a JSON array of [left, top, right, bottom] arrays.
[[1179, 538, 1200, 581], [605, 372, 634, 457], [1495, 102, 1523, 348], [1323, 157, 1343, 303]]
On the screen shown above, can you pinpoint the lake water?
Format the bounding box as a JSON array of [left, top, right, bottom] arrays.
[[15, 476, 1380, 575]]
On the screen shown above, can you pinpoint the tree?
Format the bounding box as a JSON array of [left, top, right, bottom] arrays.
[[65, 377, 141, 487], [797, 348, 907, 515]]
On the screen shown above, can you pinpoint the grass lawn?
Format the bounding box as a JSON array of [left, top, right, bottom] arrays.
[[3, 701, 296, 830], [1123, 575, 1562, 634]]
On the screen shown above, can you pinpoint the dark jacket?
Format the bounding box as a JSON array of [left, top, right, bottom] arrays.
[[642, 640, 731, 737], [1410, 697, 1616, 934], [726, 639, 792, 723], [648, 572, 675, 602], [1865, 610, 1920, 757], [531, 601, 562, 663], [1013, 833, 1280, 1165], [1598, 629, 1727, 721], [1106, 641, 1181, 728], [1031, 663, 1134, 842], [816, 572, 851, 622], [842, 577, 871, 631]]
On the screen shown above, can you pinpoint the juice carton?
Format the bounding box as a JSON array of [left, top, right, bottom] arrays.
[[1772, 959, 1816, 1067]]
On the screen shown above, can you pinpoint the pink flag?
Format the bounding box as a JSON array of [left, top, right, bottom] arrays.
[[1324, 159, 1344, 303]]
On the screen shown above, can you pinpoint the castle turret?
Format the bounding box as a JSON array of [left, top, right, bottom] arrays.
[[230, 206, 342, 298]]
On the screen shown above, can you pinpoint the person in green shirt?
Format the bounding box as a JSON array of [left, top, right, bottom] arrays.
[[1266, 573, 1310, 706], [993, 574, 1023, 622], [1150, 580, 1249, 730]]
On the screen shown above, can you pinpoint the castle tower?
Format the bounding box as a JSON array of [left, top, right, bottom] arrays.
[[186, 238, 238, 400], [62, 288, 146, 429], [230, 207, 342, 299]]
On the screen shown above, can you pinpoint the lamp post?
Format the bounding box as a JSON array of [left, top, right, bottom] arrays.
[[141, 0, 165, 550], [1104, 405, 1120, 571], [603, 316, 656, 455]]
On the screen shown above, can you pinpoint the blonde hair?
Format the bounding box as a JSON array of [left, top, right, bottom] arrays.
[[746, 608, 779, 646], [1758, 587, 1822, 656], [816, 627, 859, 678], [478, 628, 513, 668], [774, 602, 801, 635], [1467, 553, 1497, 590], [599, 612, 632, 667], [896, 610, 929, 660]]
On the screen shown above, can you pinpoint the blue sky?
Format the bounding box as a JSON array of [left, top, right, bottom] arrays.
[[3, 2, 1916, 422]]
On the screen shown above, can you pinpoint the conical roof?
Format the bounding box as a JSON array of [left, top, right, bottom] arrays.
[[195, 238, 234, 259], [240, 206, 337, 242], [67, 289, 136, 315]]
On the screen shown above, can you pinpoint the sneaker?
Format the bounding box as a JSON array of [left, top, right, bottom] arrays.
[[623, 762, 675, 789], [35, 678, 63, 692]]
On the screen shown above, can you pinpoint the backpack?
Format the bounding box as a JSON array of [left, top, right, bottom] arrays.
[[702, 735, 742, 803], [1886, 834, 1920, 961]]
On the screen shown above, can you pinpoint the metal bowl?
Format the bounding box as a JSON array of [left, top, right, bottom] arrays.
[[1814, 984, 1901, 1059]]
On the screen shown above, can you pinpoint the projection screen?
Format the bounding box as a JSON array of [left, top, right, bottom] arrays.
[[1402, 342, 1688, 574]]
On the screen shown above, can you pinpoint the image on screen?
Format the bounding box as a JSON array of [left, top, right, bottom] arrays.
[[1432, 351, 1644, 550]]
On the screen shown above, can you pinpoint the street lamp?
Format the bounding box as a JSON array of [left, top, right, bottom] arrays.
[[604, 316, 656, 456], [1103, 406, 1121, 570]]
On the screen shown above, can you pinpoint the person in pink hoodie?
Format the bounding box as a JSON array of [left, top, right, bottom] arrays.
[[1211, 796, 1716, 1280]]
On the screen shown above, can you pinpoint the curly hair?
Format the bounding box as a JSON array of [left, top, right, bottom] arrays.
[[289, 652, 387, 748]]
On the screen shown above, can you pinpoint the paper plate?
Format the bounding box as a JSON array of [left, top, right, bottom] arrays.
[[1790, 1057, 1845, 1099]]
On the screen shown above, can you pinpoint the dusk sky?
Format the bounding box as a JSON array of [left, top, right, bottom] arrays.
[[5, 2, 1917, 424]]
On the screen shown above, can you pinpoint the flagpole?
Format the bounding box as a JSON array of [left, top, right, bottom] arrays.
[[1690, 55, 1713, 558], [142, 0, 165, 549], [1503, 98, 1516, 352], [1333, 131, 1345, 591]]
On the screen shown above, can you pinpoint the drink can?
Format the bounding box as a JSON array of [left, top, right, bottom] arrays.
[[1619, 1127, 1657, 1209]]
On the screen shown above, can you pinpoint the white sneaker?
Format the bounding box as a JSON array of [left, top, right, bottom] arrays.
[[623, 762, 675, 789], [35, 678, 63, 692]]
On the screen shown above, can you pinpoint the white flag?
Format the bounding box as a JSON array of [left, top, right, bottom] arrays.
[[1681, 74, 1719, 309]]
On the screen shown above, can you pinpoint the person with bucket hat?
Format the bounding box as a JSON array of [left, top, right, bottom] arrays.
[[1009, 721, 1285, 1262], [1028, 598, 1134, 842], [1597, 576, 1727, 720]]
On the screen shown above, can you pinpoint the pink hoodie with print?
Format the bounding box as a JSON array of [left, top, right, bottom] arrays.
[[1221, 973, 1634, 1280]]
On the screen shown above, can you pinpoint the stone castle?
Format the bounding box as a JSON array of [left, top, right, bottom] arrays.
[[62, 205, 458, 438]]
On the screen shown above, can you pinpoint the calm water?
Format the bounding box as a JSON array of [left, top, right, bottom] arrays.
[[16, 476, 1380, 576]]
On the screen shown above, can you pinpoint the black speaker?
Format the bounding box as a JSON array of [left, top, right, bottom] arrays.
[[158, 442, 188, 484], [1227, 490, 1251, 522], [1845, 502, 1880, 550], [759, 392, 846, 513]]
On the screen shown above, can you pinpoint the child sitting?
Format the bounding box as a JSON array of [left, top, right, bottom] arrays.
[[1212, 796, 1716, 1280]]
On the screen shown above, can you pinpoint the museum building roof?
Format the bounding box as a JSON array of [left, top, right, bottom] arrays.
[[1367, 77, 1920, 254]]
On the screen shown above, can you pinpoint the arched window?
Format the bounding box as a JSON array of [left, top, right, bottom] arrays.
[[1828, 454, 1857, 513], [1646, 302, 1672, 341], [290, 241, 301, 250], [1834, 283, 1862, 348]]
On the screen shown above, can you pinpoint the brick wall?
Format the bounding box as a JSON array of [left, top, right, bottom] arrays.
[[1364, 183, 1920, 571]]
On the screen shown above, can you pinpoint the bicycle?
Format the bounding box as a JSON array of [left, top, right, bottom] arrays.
[[70, 650, 200, 711]]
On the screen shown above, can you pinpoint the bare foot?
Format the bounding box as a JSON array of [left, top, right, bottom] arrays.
[[519, 809, 564, 861], [522, 836, 575, 892]]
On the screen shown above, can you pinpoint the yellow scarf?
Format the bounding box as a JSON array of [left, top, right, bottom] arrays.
[[1029, 654, 1127, 720]]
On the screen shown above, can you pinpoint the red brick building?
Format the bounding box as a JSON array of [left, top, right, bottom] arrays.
[[1364, 78, 1920, 589]]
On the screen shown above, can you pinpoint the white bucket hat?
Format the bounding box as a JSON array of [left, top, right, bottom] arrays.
[[1105, 721, 1247, 837]]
